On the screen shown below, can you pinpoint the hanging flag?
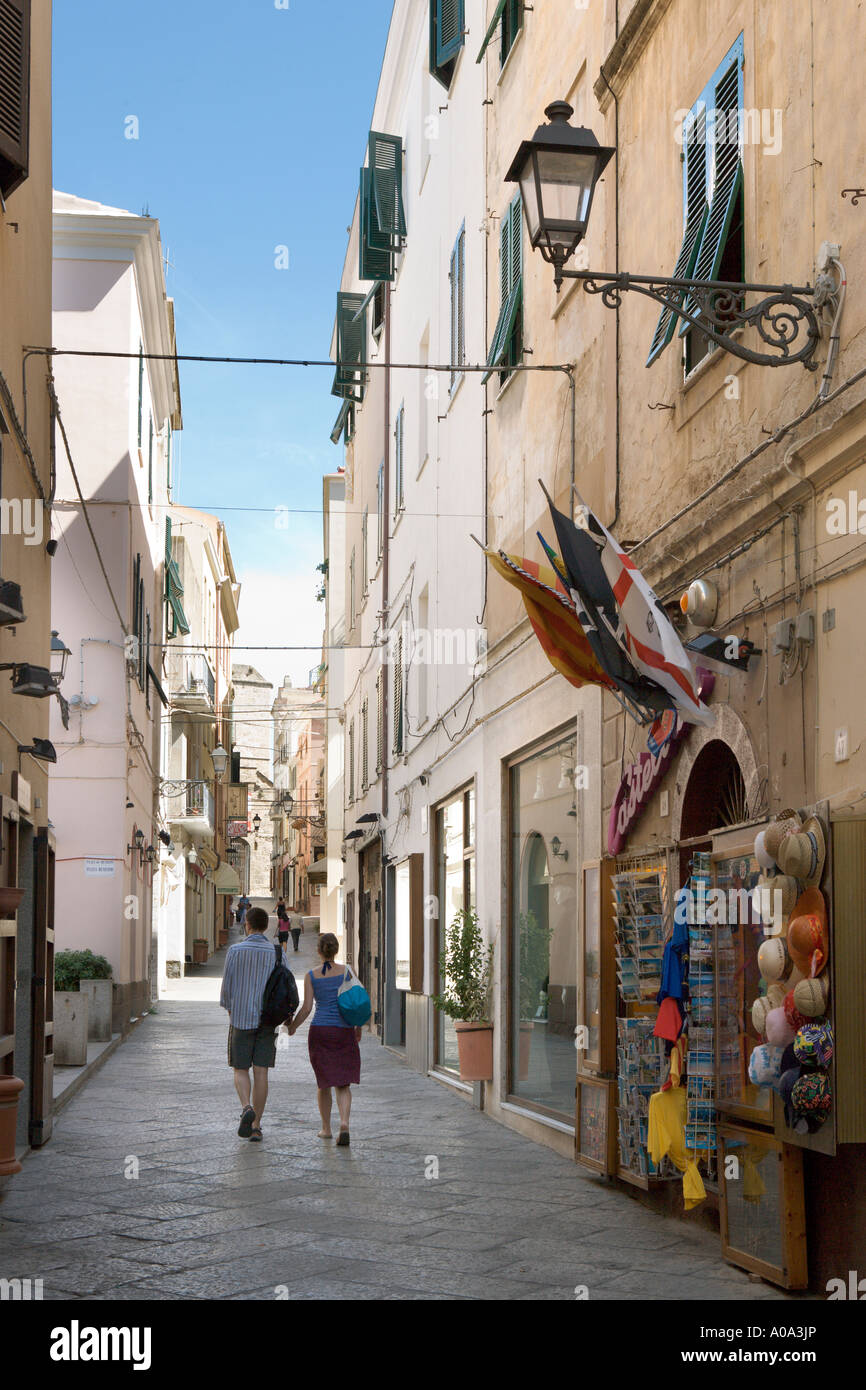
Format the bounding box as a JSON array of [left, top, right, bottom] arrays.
[[485, 549, 612, 692], [540, 485, 673, 724], [542, 481, 712, 727]]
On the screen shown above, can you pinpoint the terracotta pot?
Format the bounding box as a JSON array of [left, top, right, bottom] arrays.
[[218, 928, 229, 948], [455, 1021, 494, 1082], [518, 1020, 534, 1081], [192, 939, 209, 965], [0, 886, 25, 919], [0, 1075, 24, 1176]]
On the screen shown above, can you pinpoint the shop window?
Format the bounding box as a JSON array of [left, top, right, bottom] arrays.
[[434, 785, 476, 1071], [508, 734, 577, 1119]]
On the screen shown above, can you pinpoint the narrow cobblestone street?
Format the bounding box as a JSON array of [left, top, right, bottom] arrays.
[[0, 927, 791, 1302]]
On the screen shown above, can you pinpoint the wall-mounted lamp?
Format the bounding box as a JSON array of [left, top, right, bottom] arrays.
[[17, 737, 57, 766], [127, 827, 145, 866], [50, 630, 72, 685], [551, 835, 569, 861], [210, 744, 228, 780]]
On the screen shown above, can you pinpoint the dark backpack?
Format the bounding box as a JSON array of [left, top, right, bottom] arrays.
[[261, 942, 299, 1027]]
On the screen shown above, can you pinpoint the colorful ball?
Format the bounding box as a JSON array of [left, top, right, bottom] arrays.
[[765, 1006, 796, 1048], [791, 1070, 832, 1130]]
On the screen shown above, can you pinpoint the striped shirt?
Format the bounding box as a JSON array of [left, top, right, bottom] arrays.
[[220, 933, 289, 1030]]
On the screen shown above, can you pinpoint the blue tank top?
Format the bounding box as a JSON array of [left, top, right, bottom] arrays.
[[309, 968, 350, 1028]]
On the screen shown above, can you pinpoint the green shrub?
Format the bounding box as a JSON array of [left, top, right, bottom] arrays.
[[432, 909, 493, 1023], [54, 949, 113, 993]]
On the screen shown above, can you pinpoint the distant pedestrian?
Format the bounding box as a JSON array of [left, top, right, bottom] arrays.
[[220, 905, 291, 1143], [288, 932, 360, 1145], [289, 914, 304, 953], [276, 899, 289, 949], [236, 893, 251, 926]]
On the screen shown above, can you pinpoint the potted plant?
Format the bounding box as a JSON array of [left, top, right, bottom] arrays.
[[54, 950, 114, 1045], [433, 908, 494, 1082], [517, 910, 554, 1079]]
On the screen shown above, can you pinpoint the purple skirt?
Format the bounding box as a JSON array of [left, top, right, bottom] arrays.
[[308, 1025, 360, 1088]]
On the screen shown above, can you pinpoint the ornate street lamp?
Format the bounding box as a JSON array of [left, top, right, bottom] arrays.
[[506, 102, 614, 273], [210, 744, 228, 780], [508, 101, 829, 370], [50, 631, 72, 684]]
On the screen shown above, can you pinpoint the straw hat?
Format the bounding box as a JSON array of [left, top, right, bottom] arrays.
[[755, 872, 799, 920], [754, 829, 776, 871], [793, 974, 830, 1018], [758, 935, 791, 983], [787, 887, 829, 978], [764, 809, 803, 863], [778, 815, 826, 888]]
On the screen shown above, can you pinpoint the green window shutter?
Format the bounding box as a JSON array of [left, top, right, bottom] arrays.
[[394, 405, 404, 511], [333, 291, 367, 403], [646, 105, 708, 365], [430, 0, 464, 87], [369, 131, 406, 247], [483, 196, 522, 383], [449, 227, 465, 389], [330, 399, 351, 445], [476, 0, 507, 61], [359, 166, 394, 281], [0, 0, 31, 199], [437, 0, 464, 64], [680, 35, 744, 330], [147, 416, 153, 502]]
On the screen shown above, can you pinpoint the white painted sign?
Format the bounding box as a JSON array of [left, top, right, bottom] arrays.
[[84, 858, 116, 878]]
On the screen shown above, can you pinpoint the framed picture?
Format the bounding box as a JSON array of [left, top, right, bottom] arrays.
[[718, 1125, 807, 1288], [575, 1074, 616, 1175]]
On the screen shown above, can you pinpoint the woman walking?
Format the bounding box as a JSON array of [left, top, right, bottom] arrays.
[[288, 932, 361, 1145], [275, 899, 289, 950]]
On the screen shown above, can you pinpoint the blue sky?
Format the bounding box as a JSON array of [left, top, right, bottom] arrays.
[[53, 0, 393, 694]]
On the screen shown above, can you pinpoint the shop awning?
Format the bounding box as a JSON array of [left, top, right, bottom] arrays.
[[306, 860, 328, 885], [211, 863, 241, 894]]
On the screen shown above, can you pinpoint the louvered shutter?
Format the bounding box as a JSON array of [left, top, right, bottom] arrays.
[[376, 673, 384, 773], [457, 228, 465, 370], [369, 131, 406, 247], [393, 632, 404, 754], [334, 291, 367, 403], [394, 406, 404, 512], [330, 399, 351, 445], [646, 105, 708, 365], [476, 0, 507, 61], [437, 0, 464, 64], [0, 0, 30, 198], [377, 462, 385, 557], [359, 167, 394, 282], [681, 40, 744, 329], [361, 510, 368, 592], [348, 721, 355, 803], [361, 700, 369, 788], [483, 197, 522, 383]]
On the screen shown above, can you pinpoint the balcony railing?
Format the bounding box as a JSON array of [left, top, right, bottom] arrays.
[[171, 782, 215, 832], [174, 652, 215, 711]]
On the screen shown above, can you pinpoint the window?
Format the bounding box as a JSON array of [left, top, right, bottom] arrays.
[[375, 671, 384, 773], [476, 0, 523, 67], [361, 510, 369, 594], [372, 281, 386, 340], [394, 854, 425, 993], [430, 0, 465, 90], [376, 462, 385, 559], [349, 547, 356, 628], [332, 291, 367, 403], [361, 699, 369, 789], [348, 720, 355, 803], [435, 786, 476, 1070], [509, 734, 578, 1120], [147, 416, 153, 503], [394, 405, 405, 513], [483, 193, 523, 385], [393, 628, 404, 755], [165, 518, 190, 639], [137, 342, 144, 448], [449, 225, 465, 392], [0, 0, 30, 199], [647, 34, 744, 372]]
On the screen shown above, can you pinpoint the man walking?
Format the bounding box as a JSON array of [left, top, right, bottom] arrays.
[[236, 892, 251, 926], [220, 906, 288, 1142], [289, 913, 304, 954]]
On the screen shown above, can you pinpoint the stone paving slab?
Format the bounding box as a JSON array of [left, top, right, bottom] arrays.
[[0, 930, 794, 1301]]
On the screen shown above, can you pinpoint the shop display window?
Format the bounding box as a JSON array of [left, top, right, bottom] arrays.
[[508, 734, 577, 1120]]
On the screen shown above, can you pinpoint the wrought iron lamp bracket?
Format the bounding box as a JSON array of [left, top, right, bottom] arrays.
[[160, 778, 207, 797], [556, 264, 823, 369]]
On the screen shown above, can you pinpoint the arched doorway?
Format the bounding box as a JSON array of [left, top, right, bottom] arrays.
[[680, 739, 748, 841]]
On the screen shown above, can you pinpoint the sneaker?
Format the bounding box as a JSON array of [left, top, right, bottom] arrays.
[[237, 1106, 255, 1138]]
